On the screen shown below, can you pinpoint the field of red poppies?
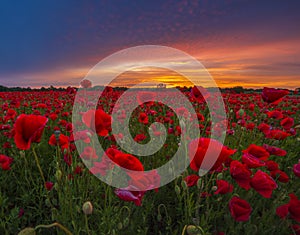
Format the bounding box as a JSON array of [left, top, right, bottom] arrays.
[[1, 86, 300, 235]]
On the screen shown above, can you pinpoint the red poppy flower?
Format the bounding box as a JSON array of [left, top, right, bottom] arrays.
[[137, 91, 156, 105], [242, 144, 270, 161], [128, 170, 161, 191], [189, 138, 236, 172], [265, 129, 290, 140], [280, 117, 294, 130], [276, 194, 300, 222], [214, 179, 233, 195], [228, 196, 252, 222], [71, 130, 91, 143], [82, 109, 111, 136], [190, 86, 210, 101], [262, 144, 287, 156], [138, 112, 149, 125], [49, 133, 69, 151], [276, 203, 289, 219], [134, 133, 147, 143], [230, 160, 252, 190], [0, 154, 13, 170], [49, 113, 58, 121], [80, 146, 98, 160], [250, 170, 277, 198], [262, 87, 289, 104], [113, 153, 144, 171], [266, 110, 283, 120], [270, 169, 289, 183], [184, 174, 200, 187], [265, 160, 279, 171], [14, 114, 48, 150], [257, 123, 271, 135], [291, 224, 300, 235], [241, 153, 265, 168]]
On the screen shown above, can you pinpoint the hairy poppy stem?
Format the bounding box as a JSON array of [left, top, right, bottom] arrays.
[[181, 225, 187, 235], [35, 222, 73, 235], [85, 215, 91, 235], [32, 147, 46, 186]]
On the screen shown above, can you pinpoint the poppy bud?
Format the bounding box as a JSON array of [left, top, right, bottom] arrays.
[[18, 227, 36, 235], [54, 130, 61, 141], [82, 201, 93, 215], [55, 170, 62, 181], [238, 109, 244, 117], [211, 186, 218, 191], [181, 180, 188, 190], [175, 185, 181, 196], [196, 178, 202, 190], [179, 119, 186, 130], [117, 222, 123, 230], [186, 225, 201, 235]]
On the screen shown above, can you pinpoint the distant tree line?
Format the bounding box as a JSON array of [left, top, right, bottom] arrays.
[[0, 85, 295, 93]]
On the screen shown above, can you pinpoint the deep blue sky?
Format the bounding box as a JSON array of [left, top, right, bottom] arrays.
[[1, 0, 300, 88]]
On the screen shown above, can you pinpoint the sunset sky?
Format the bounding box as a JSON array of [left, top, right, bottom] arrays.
[[0, 1, 300, 89]]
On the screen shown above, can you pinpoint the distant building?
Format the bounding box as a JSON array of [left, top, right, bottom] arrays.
[[157, 83, 166, 89]]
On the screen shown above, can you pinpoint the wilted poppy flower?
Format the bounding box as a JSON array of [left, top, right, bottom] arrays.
[[250, 170, 277, 198], [14, 114, 48, 150], [214, 179, 233, 195], [184, 174, 200, 187], [189, 137, 236, 172], [114, 189, 145, 206], [262, 144, 287, 156], [262, 87, 289, 104], [45, 181, 54, 191], [230, 160, 252, 190], [242, 144, 270, 161], [229, 196, 252, 222], [293, 160, 300, 177], [18, 208, 24, 218], [82, 109, 112, 136]]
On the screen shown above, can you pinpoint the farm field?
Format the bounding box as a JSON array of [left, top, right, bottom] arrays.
[[0, 86, 300, 235]]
